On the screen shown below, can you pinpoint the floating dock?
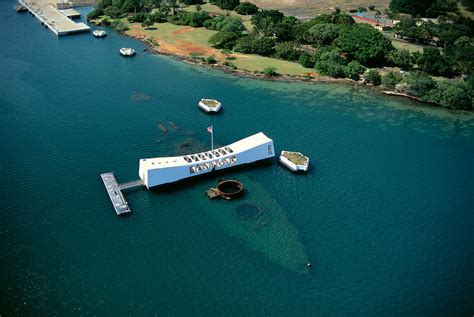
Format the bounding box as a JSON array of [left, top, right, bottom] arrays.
[[18, 0, 90, 36], [100, 172, 143, 216]]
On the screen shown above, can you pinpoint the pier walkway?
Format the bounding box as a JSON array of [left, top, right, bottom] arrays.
[[100, 173, 144, 216], [100, 172, 132, 216], [18, 0, 90, 35]]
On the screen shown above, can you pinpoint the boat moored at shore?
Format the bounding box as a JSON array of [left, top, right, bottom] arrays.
[[93, 29, 107, 37], [139, 132, 274, 188], [198, 99, 221, 113], [120, 47, 135, 56], [279, 150, 309, 172]]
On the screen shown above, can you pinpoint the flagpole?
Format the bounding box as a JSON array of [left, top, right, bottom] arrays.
[[211, 125, 214, 150]]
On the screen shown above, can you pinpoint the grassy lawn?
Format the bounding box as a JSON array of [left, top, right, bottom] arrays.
[[391, 38, 427, 53], [231, 54, 311, 76], [126, 21, 312, 76], [248, 0, 390, 16]]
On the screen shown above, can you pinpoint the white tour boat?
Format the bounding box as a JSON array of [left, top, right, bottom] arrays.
[[198, 99, 222, 113], [119, 47, 136, 57], [139, 132, 274, 188], [279, 150, 309, 173], [93, 29, 107, 37]]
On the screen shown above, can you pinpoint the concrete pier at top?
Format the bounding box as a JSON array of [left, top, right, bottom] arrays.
[[18, 0, 90, 36]]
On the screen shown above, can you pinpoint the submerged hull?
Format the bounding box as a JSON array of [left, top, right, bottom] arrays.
[[139, 132, 275, 188]]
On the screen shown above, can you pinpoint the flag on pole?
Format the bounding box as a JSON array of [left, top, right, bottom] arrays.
[[207, 125, 214, 150]]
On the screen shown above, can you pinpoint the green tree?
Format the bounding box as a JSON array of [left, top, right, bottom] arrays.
[[345, 61, 366, 80], [142, 18, 154, 29], [447, 36, 474, 75], [112, 19, 130, 31], [424, 80, 472, 109], [389, 0, 434, 16], [329, 8, 355, 25], [87, 9, 104, 21], [416, 47, 452, 76], [299, 53, 315, 68], [206, 56, 217, 64], [104, 5, 120, 18], [388, 49, 414, 70], [366, 69, 382, 85], [399, 71, 437, 97], [337, 23, 394, 65], [304, 23, 340, 46], [274, 42, 300, 61], [233, 35, 254, 53], [315, 49, 348, 78], [252, 37, 276, 56], [208, 31, 241, 49], [214, 0, 240, 10], [217, 16, 245, 33], [234, 2, 258, 15], [381, 71, 402, 88], [251, 9, 284, 36]]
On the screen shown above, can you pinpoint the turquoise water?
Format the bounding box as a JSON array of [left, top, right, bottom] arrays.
[[1, 3, 474, 315]]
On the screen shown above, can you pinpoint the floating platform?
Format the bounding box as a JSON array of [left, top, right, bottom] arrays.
[[18, 0, 90, 36], [100, 172, 143, 216]]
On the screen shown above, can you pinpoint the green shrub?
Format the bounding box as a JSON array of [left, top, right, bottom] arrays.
[[209, 31, 241, 49], [345, 61, 366, 80], [400, 71, 437, 97], [299, 53, 315, 68], [214, 0, 240, 10], [315, 49, 348, 78], [206, 56, 217, 64], [263, 67, 279, 76], [142, 19, 154, 29], [366, 69, 381, 86], [381, 71, 402, 89], [368, 5, 375, 10], [111, 19, 130, 32], [234, 2, 258, 15], [104, 6, 120, 18], [222, 61, 237, 68], [274, 42, 300, 61], [87, 9, 103, 21]]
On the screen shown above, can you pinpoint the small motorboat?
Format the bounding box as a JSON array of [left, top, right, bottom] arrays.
[[119, 47, 136, 57], [279, 150, 309, 173], [92, 29, 107, 37], [198, 99, 222, 113]]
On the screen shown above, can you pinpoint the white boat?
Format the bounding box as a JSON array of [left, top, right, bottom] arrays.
[[139, 132, 274, 188], [92, 29, 107, 37], [279, 150, 309, 173], [119, 47, 135, 56], [198, 99, 222, 113]]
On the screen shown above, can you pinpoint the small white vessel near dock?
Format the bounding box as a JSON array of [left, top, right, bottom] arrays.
[[139, 132, 274, 188], [279, 150, 309, 173], [93, 29, 107, 37], [198, 99, 222, 113], [120, 47, 135, 56]]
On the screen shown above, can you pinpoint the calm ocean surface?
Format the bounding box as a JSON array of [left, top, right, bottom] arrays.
[[1, 2, 474, 315]]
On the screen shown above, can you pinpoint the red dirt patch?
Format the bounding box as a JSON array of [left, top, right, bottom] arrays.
[[172, 26, 195, 35]]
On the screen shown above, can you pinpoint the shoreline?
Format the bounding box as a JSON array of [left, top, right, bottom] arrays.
[[121, 30, 460, 111]]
